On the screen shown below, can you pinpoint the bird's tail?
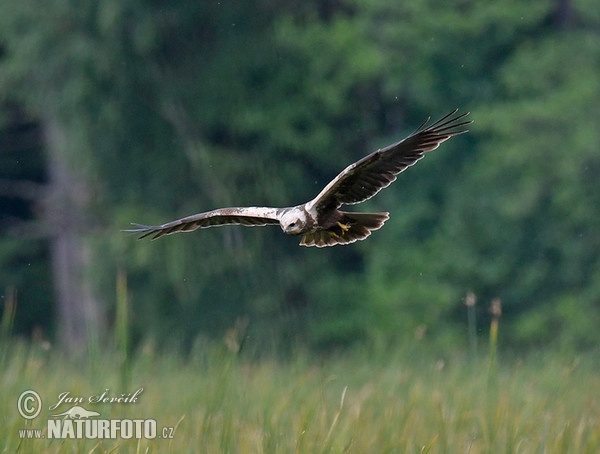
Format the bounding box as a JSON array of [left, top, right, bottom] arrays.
[[300, 212, 389, 247]]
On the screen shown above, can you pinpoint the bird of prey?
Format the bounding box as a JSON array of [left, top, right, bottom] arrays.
[[126, 109, 471, 247]]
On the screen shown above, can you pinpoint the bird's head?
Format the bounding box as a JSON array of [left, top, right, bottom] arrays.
[[280, 208, 307, 235]]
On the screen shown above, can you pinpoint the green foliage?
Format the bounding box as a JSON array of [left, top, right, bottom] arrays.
[[0, 0, 599, 352], [437, 24, 600, 348]]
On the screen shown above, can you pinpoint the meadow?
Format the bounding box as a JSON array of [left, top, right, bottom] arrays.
[[2, 339, 599, 453]]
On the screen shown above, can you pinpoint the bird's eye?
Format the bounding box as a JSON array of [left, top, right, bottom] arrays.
[[289, 222, 296, 227]]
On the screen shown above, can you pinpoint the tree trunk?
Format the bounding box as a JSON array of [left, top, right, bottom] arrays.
[[42, 115, 103, 356], [554, 0, 574, 28]]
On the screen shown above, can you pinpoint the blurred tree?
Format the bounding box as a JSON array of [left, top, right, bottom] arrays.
[[0, 1, 116, 352], [0, 0, 387, 352], [343, 0, 600, 350], [350, 0, 550, 346], [0, 0, 599, 354], [441, 24, 600, 349], [0, 107, 52, 338]]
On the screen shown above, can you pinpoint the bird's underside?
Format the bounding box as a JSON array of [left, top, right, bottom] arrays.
[[125, 109, 471, 247]]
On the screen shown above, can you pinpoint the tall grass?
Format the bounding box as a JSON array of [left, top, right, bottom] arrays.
[[488, 297, 502, 374], [465, 291, 478, 361], [1, 338, 599, 453], [2, 286, 598, 453], [116, 268, 130, 390]]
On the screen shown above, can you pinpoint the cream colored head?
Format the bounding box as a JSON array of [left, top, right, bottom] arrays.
[[279, 209, 307, 235]]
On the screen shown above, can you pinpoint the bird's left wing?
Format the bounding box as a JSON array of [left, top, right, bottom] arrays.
[[306, 109, 471, 213], [125, 207, 281, 240]]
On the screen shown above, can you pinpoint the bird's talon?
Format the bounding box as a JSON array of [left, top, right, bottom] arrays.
[[337, 222, 351, 235]]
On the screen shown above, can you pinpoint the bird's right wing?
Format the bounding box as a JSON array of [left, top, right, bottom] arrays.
[[306, 109, 471, 213], [124, 207, 281, 240]]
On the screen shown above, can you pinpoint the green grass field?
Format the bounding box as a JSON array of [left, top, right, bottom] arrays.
[[2, 341, 599, 453]]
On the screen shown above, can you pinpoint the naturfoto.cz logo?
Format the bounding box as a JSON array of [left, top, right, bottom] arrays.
[[17, 388, 175, 440]]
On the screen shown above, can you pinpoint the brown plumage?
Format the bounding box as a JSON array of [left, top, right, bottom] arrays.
[[125, 109, 471, 247]]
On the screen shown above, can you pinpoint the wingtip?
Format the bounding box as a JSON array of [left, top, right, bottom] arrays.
[[121, 223, 160, 240], [416, 108, 471, 133]]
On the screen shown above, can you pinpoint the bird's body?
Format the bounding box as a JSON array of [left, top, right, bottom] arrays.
[[126, 109, 471, 247]]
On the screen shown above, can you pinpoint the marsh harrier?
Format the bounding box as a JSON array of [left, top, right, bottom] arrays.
[[126, 110, 471, 247]]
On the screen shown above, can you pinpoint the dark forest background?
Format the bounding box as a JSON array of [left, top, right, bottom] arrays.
[[1, 0, 599, 357]]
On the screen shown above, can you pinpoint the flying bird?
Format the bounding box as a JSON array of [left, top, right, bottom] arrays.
[[126, 109, 471, 247]]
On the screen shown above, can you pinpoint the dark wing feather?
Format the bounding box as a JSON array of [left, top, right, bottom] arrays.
[[306, 109, 471, 212], [124, 207, 280, 240]]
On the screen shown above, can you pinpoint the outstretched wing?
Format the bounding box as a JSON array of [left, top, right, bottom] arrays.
[[125, 207, 281, 240], [306, 109, 471, 213]]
